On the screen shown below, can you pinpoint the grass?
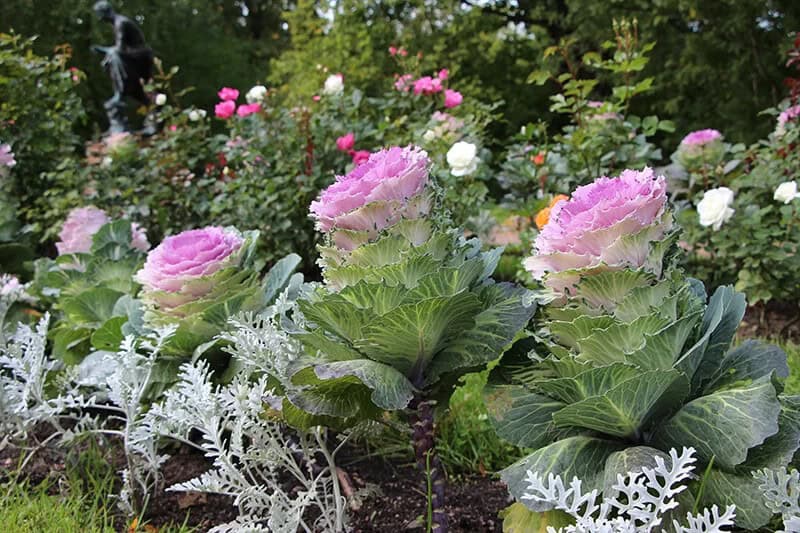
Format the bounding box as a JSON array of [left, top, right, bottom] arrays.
[[780, 339, 800, 394], [0, 437, 194, 533]]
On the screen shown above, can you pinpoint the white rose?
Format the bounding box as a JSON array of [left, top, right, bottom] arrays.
[[697, 187, 735, 230], [323, 74, 344, 96], [154, 93, 167, 106], [774, 181, 800, 204], [422, 129, 436, 142], [188, 109, 207, 122], [246, 85, 268, 104], [446, 141, 479, 177]]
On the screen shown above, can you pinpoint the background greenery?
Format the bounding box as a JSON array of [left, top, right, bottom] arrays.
[[2, 0, 798, 145]]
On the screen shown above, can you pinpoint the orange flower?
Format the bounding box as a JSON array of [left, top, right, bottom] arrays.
[[534, 195, 569, 229], [531, 151, 546, 165], [534, 207, 552, 229]]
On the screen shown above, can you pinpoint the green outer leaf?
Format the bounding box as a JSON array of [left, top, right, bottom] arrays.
[[298, 294, 374, 342], [652, 375, 781, 470], [312, 359, 416, 410], [61, 287, 124, 327], [91, 219, 134, 259], [338, 282, 407, 315], [484, 383, 565, 449], [743, 395, 800, 469], [499, 504, 573, 533], [90, 316, 127, 351], [355, 292, 481, 378], [295, 330, 363, 362], [51, 326, 91, 364], [699, 469, 773, 530], [262, 253, 301, 305], [552, 370, 689, 438], [287, 369, 382, 421], [698, 340, 788, 395], [624, 310, 702, 370], [536, 363, 641, 404], [424, 283, 536, 387], [690, 286, 747, 389], [602, 446, 669, 494], [501, 436, 625, 512]]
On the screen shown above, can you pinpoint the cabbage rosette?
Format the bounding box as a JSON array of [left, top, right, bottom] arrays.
[[487, 168, 799, 530], [135, 226, 266, 357]]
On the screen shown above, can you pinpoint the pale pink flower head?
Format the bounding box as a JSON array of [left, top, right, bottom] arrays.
[[217, 87, 240, 101], [438, 69, 449, 81], [444, 89, 463, 109], [389, 46, 398, 56], [310, 146, 431, 250], [312, 95, 321, 102], [56, 206, 111, 255], [351, 150, 371, 165], [336, 132, 356, 152], [524, 168, 672, 296], [413, 76, 442, 96], [56, 206, 150, 255], [680, 129, 722, 146], [776, 105, 800, 135], [676, 129, 724, 169], [236, 103, 261, 117], [215, 100, 236, 119], [135, 226, 243, 308], [0, 143, 16, 168], [395, 74, 414, 92], [131, 223, 150, 252]]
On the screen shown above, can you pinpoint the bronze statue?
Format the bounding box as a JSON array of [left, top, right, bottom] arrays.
[[91, 1, 156, 135]]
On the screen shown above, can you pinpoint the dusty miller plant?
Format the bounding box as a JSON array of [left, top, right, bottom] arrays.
[[147, 326, 347, 533], [522, 447, 736, 533], [755, 467, 800, 533]]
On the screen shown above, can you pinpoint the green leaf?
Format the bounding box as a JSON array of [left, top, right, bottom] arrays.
[[311, 359, 416, 410], [288, 368, 383, 422], [552, 369, 689, 438], [484, 383, 565, 449], [699, 469, 773, 530], [743, 395, 800, 469], [501, 436, 625, 511], [262, 253, 301, 305], [424, 283, 536, 386], [61, 287, 124, 327], [602, 446, 669, 493], [527, 70, 550, 85], [299, 293, 374, 342], [91, 219, 134, 259], [51, 326, 91, 364], [499, 504, 573, 533], [338, 281, 407, 315], [652, 375, 781, 470], [90, 316, 127, 351], [698, 340, 788, 394], [355, 292, 481, 378]]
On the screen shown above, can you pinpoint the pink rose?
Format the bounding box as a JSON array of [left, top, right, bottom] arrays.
[[389, 46, 398, 56], [135, 226, 243, 307], [351, 150, 371, 165], [438, 69, 449, 80], [310, 146, 431, 249], [0, 144, 16, 168], [312, 95, 321, 102], [215, 100, 236, 119], [236, 103, 261, 117], [394, 74, 414, 92], [217, 87, 240, 101], [444, 89, 463, 109], [131, 223, 150, 252], [336, 132, 356, 152]]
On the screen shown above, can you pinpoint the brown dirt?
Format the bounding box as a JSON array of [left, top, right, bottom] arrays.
[[345, 457, 509, 532], [740, 301, 800, 342]]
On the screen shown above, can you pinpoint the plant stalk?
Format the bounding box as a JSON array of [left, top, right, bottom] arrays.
[[409, 395, 447, 533]]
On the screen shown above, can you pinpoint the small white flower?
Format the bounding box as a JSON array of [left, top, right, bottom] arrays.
[[520, 125, 527, 135], [322, 74, 344, 96], [774, 181, 800, 204], [246, 85, 268, 104], [422, 129, 436, 142], [697, 186, 735, 230], [154, 93, 167, 106], [446, 141, 479, 177], [188, 109, 207, 122]]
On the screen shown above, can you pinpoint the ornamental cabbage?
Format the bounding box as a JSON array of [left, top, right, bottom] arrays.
[[285, 146, 535, 533], [487, 168, 798, 530]]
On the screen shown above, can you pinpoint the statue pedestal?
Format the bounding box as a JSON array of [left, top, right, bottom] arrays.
[[104, 98, 129, 134]]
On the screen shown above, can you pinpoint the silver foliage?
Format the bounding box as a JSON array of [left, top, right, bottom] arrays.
[[521, 447, 737, 533], [755, 467, 800, 533], [148, 355, 348, 532]]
